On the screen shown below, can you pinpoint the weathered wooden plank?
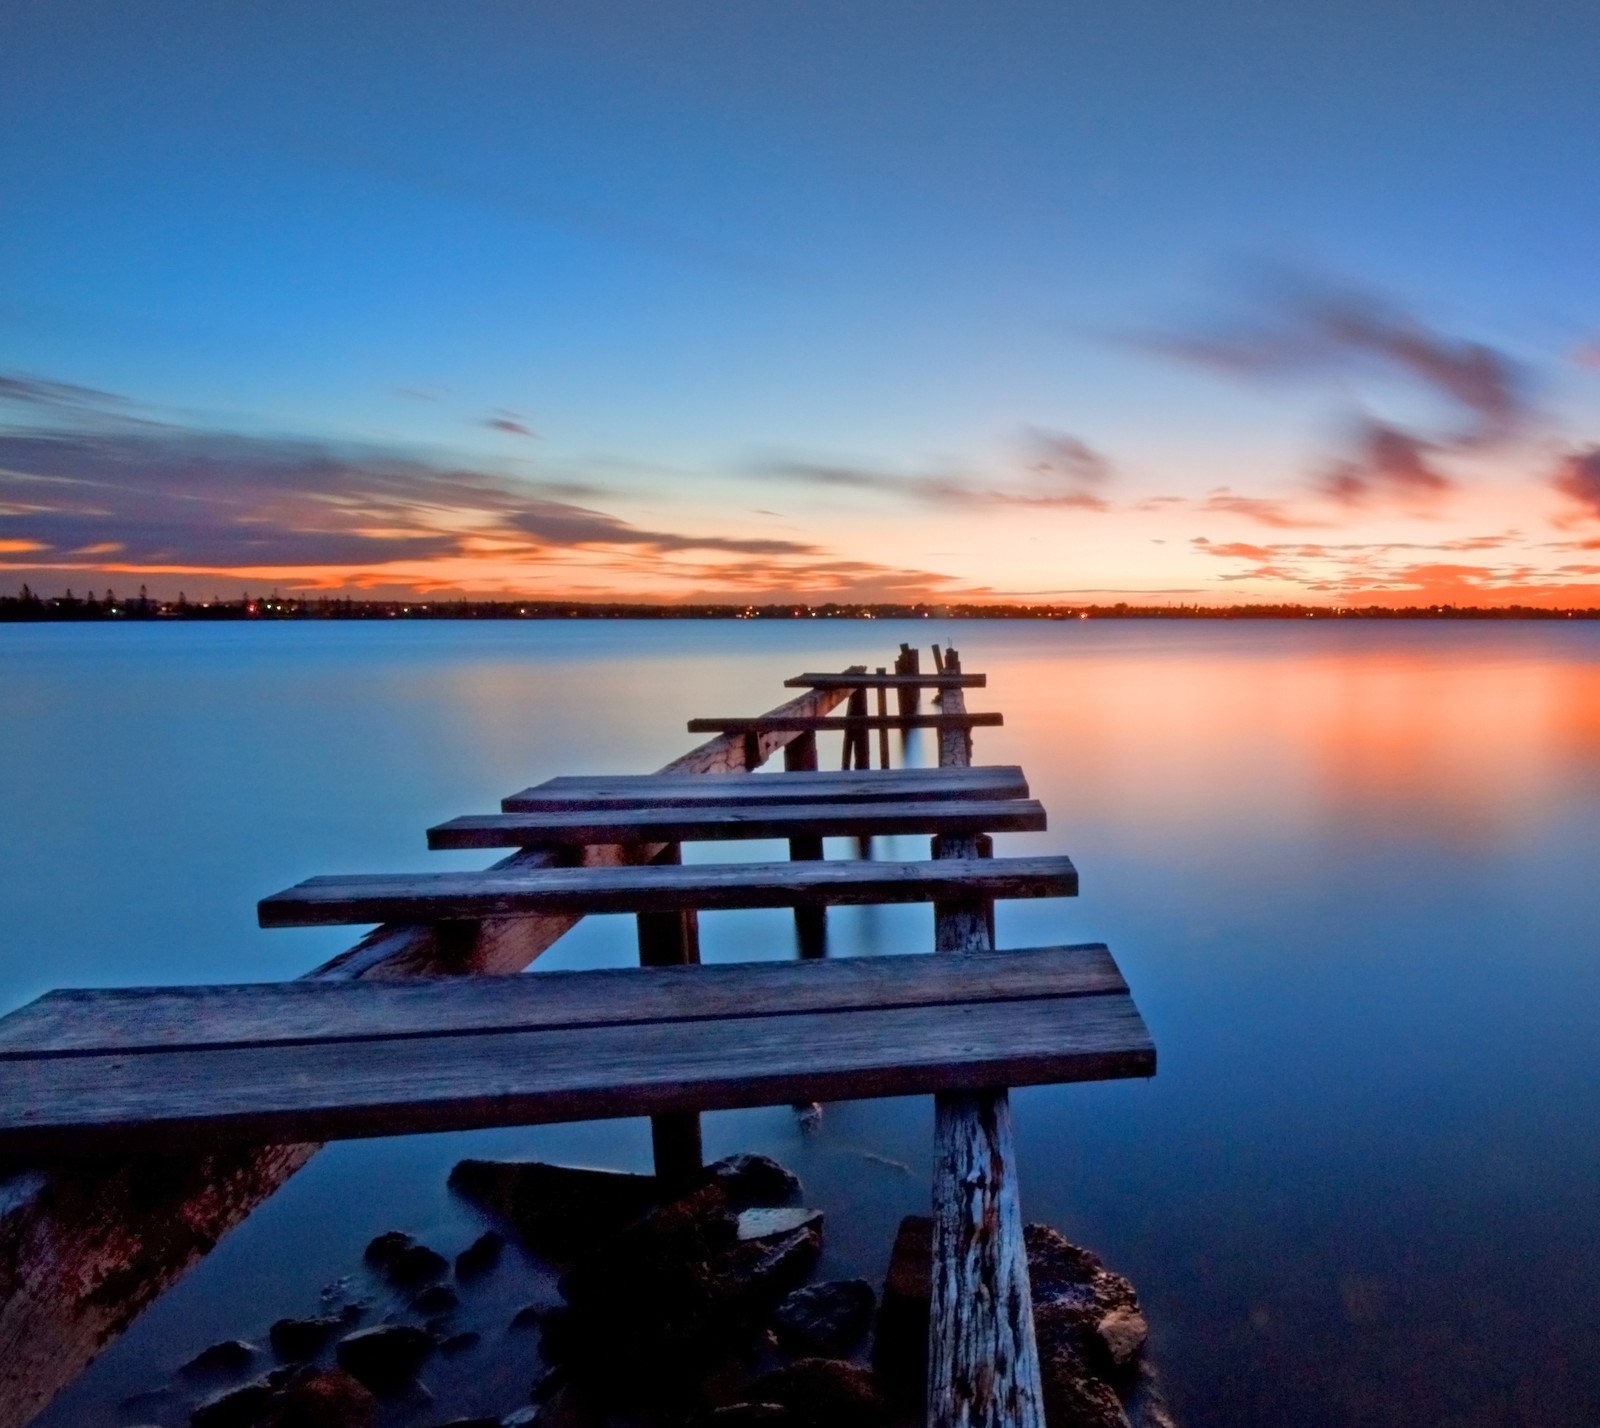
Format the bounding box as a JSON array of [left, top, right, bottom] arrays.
[[0, 946, 1127, 1058], [258, 856, 1079, 928], [686, 713, 1002, 733], [503, 765, 1029, 811], [928, 645, 1048, 1428], [0, 673, 859, 1428], [784, 672, 985, 689], [426, 797, 1048, 850], [0, 996, 1154, 1160]]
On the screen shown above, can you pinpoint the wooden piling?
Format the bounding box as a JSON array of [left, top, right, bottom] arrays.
[[784, 732, 828, 958], [927, 648, 1046, 1428]]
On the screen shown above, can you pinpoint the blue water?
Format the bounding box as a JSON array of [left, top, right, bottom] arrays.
[[4, 619, 1600, 1427]]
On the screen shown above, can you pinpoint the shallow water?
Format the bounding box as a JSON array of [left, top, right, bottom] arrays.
[[4, 618, 1599, 1427]]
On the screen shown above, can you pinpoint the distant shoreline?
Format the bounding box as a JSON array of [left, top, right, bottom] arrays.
[[4, 591, 1599, 622]]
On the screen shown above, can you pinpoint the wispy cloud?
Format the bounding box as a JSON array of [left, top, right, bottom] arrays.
[[1554, 448, 1600, 520], [0, 371, 971, 600], [1140, 265, 1534, 506], [764, 430, 1115, 513]]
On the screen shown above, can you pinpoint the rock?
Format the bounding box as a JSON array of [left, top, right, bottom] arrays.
[[275, 1368, 378, 1428], [550, 1183, 817, 1412], [455, 1230, 505, 1279], [448, 1160, 661, 1259], [1097, 1308, 1150, 1369], [772, 1280, 875, 1354], [271, 1315, 345, 1361], [334, 1325, 433, 1395], [741, 1226, 823, 1302], [742, 1359, 889, 1428], [189, 1378, 274, 1428], [701, 1154, 800, 1209], [439, 1331, 480, 1356], [735, 1207, 822, 1242], [1025, 1224, 1145, 1384], [181, 1339, 259, 1377], [705, 1407, 796, 1426], [871, 1215, 931, 1402], [391, 1243, 449, 1284], [510, 1303, 547, 1329], [501, 1412, 541, 1427], [411, 1283, 459, 1315], [428, 1418, 501, 1427], [363, 1230, 415, 1270], [362, 1231, 447, 1285]]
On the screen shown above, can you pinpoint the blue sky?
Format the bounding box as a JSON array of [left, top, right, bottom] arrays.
[[5, 1, 1600, 603]]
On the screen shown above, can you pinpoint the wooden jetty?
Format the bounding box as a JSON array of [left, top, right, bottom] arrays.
[[0, 642, 1155, 1428]]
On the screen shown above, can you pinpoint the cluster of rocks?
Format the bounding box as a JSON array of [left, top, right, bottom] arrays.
[[128, 1152, 1170, 1428]]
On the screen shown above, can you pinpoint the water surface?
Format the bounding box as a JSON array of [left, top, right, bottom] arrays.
[[4, 619, 1598, 1427]]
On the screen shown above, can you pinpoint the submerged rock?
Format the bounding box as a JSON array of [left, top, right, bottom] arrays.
[[180, 1339, 259, 1377], [735, 1207, 822, 1242], [771, 1280, 875, 1354], [189, 1378, 273, 1428], [335, 1324, 433, 1395], [448, 1160, 661, 1259], [362, 1231, 447, 1285], [740, 1359, 889, 1428], [547, 1182, 818, 1412], [270, 1315, 345, 1362], [454, 1230, 505, 1280], [411, 1283, 460, 1315], [870, 1216, 932, 1401], [447, 1154, 801, 1262], [1025, 1224, 1147, 1386], [275, 1367, 378, 1428]]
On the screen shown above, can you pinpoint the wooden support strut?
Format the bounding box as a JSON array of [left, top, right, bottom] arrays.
[[0, 672, 860, 1428], [784, 731, 827, 958], [927, 647, 1047, 1428], [636, 843, 704, 1183]]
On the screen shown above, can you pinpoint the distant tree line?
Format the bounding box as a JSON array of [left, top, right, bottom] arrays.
[[5, 585, 1600, 622]]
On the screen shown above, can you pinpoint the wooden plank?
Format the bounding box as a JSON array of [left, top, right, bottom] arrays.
[[928, 645, 1047, 1428], [258, 855, 1079, 928], [0, 996, 1154, 1160], [0, 946, 1127, 1058], [687, 713, 1002, 733], [503, 765, 1029, 811], [0, 671, 863, 1428], [427, 797, 1048, 850], [784, 672, 985, 689]]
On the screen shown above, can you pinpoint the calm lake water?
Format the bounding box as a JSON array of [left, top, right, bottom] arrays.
[[4, 618, 1600, 1427]]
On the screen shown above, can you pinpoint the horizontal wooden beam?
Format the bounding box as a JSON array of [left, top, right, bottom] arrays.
[[259, 855, 1078, 928], [427, 797, 1046, 850], [784, 672, 985, 690], [504, 765, 1028, 812], [685, 713, 1002, 733], [0, 944, 1124, 1058], [0, 954, 1152, 1160]]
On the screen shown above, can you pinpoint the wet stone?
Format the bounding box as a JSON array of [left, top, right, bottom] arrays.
[[411, 1284, 460, 1315], [455, 1230, 505, 1280], [271, 1315, 345, 1361], [701, 1154, 801, 1209], [870, 1215, 932, 1403], [335, 1324, 434, 1395], [276, 1367, 379, 1428], [448, 1160, 660, 1260], [735, 1207, 822, 1242], [390, 1243, 450, 1285], [741, 1359, 890, 1428], [771, 1280, 875, 1355], [189, 1378, 274, 1428], [363, 1231, 415, 1270], [180, 1339, 259, 1377]]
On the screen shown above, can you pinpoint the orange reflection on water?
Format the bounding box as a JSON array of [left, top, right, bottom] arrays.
[[988, 632, 1600, 850]]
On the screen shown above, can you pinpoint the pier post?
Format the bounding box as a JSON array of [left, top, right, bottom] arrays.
[[927, 647, 1046, 1428], [784, 732, 828, 958], [876, 668, 891, 769], [637, 842, 704, 1184]]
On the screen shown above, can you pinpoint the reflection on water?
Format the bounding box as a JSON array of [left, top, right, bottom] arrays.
[[4, 619, 1600, 1427]]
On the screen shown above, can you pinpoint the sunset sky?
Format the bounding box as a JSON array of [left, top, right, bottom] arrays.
[[5, 2, 1600, 606]]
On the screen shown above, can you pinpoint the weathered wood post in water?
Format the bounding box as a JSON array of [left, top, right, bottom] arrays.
[[784, 730, 828, 958], [928, 645, 1047, 1428], [636, 842, 705, 1181], [876, 667, 892, 769]]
